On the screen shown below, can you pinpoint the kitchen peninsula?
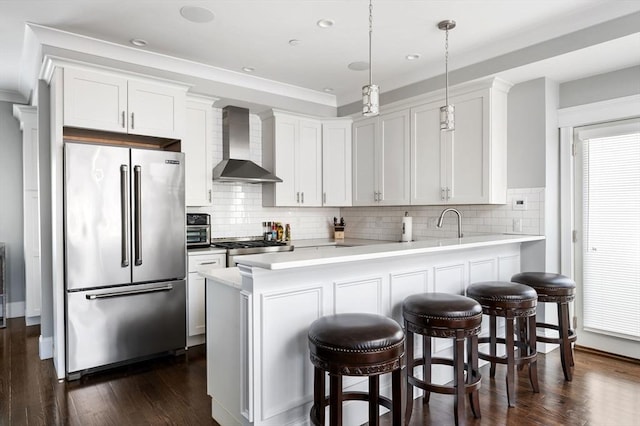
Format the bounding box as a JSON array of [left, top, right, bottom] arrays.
[[202, 234, 544, 426]]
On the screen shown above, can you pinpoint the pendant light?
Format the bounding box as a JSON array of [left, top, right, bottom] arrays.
[[362, 0, 379, 117], [438, 20, 456, 131]]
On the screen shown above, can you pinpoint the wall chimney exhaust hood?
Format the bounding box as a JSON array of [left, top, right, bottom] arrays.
[[212, 106, 282, 183]]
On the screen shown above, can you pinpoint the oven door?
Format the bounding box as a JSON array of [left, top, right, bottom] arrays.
[[186, 225, 210, 248]]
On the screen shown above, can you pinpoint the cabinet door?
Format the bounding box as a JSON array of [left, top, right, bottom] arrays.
[[273, 116, 299, 206], [127, 80, 185, 139], [322, 120, 352, 206], [297, 119, 322, 206], [411, 102, 445, 205], [184, 98, 214, 207], [378, 109, 410, 205], [187, 253, 224, 338], [447, 94, 487, 203], [63, 68, 127, 133], [352, 118, 377, 206]]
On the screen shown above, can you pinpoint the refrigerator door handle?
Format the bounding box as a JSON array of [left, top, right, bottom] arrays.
[[120, 165, 130, 267], [85, 284, 174, 300], [134, 165, 142, 266]]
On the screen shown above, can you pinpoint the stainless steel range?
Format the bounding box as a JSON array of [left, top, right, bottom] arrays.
[[211, 237, 294, 267]]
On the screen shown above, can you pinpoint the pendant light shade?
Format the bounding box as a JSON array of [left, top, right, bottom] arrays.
[[438, 20, 456, 131], [362, 0, 379, 117]]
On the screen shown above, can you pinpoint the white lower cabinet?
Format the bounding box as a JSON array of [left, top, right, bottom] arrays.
[[187, 251, 224, 346]]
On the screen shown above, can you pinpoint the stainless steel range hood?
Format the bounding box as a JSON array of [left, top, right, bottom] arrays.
[[212, 106, 282, 183]]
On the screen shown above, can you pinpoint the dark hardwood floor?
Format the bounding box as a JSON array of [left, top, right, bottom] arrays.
[[0, 319, 218, 426], [2, 317, 639, 425]]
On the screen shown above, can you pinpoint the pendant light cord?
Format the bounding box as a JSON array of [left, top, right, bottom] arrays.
[[368, 0, 373, 86], [444, 26, 449, 105]]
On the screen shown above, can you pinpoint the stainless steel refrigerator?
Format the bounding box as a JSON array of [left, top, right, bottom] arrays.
[[64, 142, 186, 379]]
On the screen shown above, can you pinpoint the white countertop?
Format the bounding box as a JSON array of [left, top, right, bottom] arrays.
[[187, 246, 226, 255], [200, 266, 241, 287], [232, 234, 545, 270]]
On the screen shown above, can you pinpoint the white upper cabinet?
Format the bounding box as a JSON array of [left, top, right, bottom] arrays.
[[63, 67, 186, 139], [352, 109, 411, 206], [322, 118, 352, 207], [262, 111, 322, 207], [411, 84, 508, 205], [184, 95, 217, 207]]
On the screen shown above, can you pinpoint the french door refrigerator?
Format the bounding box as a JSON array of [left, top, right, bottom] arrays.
[[64, 142, 186, 379]]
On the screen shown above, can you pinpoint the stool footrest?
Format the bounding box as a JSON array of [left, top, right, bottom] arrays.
[[477, 337, 537, 365], [536, 322, 577, 345], [408, 357, 482, 396]]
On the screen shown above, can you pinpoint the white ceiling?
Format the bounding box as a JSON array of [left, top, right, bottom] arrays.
[[2, 0, 639, 108]]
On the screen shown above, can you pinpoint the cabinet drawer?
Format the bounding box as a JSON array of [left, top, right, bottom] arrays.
[[188, 254, 224, 272]]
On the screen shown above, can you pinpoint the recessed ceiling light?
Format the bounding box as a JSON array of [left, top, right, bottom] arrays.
[[348, 61, 369, 71], [242, 66, 255, 73], [180, 6, 215, 23], [323, 87, 334, 93], [406, 54, 421, 61], [130, 38, 148, 47], [317, 19, 335, 28], [288, 39, 301, 46]]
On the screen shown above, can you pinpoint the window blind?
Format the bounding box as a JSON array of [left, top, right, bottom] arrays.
[[582, 131, 640, 340]]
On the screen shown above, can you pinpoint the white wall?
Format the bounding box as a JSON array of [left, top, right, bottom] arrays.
[[0, 101, 25, 313], [187, 109, 340, 240], [559, 65, 640, 109]]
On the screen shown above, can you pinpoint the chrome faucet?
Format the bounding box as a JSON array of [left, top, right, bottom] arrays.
[[437, 208, 463, 238]]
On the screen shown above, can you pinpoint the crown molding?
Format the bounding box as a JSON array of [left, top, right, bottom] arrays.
[[27, 23, 337, 108], [0, 88, 27, 104]]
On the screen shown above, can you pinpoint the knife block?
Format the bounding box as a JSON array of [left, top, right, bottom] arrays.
[[334, 226, 345, 240]]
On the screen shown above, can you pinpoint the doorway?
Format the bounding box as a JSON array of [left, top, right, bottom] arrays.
[[573, 118, 640, 359]]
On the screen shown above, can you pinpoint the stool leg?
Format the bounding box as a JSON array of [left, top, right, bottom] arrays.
[[505, 315, 516, 407], [454, 333, 465, 426], [528, 314, 539, 393], [489, 315, 497, 378], [558, 302, 573, 381], [467, 334, 481, 419], [405, 328, 415, 426], [369, 375, 380, 426], [392, 365, 403, 426], [517, 317, 526, 371], [313, 367, 325, 425], [423, 335, 432, 404], [329, 374, 342, 426]]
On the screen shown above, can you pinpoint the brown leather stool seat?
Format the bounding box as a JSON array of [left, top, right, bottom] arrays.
[[308, 313, 405, 426], [403, 293, 483, 426], [511, 272, 577, 381], [466, 281, 539, 407]]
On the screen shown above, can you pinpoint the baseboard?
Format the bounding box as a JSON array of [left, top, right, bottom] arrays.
[[187, 334, 205, 347], [26, 315, 41, 326], [575, 345, 640, 364], [39, 335, 54, 360], [7, 301, 25, 318]]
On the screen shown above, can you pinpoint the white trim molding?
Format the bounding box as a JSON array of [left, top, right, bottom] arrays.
[[558, 94, 640, 128], [39, 335, 53, 360], [0, 89, 27, 104]]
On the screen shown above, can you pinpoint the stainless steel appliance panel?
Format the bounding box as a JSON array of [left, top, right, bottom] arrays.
[[66, 279, 186, 374], [64, 143, 132, 290], [131, 149, 186, 283]]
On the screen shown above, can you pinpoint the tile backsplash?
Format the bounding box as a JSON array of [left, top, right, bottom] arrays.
[[188, 107, 544, 241], [341, 188, 545, 241], [187, 108, 340, 240]]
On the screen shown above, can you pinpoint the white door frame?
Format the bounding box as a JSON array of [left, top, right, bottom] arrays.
[[558, 94, 640, 358]]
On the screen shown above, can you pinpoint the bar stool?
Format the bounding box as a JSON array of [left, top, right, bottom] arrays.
[[466, 281, 539, 407], [511, 272, 577, 381], [308, 313, 405, 426], [403, 293, 483, 426]]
